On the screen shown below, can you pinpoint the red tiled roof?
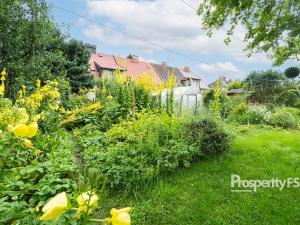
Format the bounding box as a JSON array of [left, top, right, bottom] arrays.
[[115, 56, 162, 84], [89, 53, 121, 71]]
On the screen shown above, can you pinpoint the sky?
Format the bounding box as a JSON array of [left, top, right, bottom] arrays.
[[48, 0, 294, 84]]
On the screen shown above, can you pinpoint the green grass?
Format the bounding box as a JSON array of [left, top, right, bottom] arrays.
[[102, 126, 300, 225]]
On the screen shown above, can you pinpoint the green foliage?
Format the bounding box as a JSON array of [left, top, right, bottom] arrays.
[[82, 113, 193, 189], [106, 127, 300, 225], [0, 129, 78, 224], [269, 107, 299, 129], [0, 0, 69, 98], [64, 39, 95, 93], [229, 104, 272, 125], [284, 66, 300, 79], [227, 80, 242, 91], [82, 113, 229, 190], [197, 0, 300, 65], [185, 117, 229, 155], [244, 70, 284, 103]]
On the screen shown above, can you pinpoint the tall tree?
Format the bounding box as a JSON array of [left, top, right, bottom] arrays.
[[244, 70, 284, 103], [0, 0, 67, 98], [64, 39, 95, 93], [197, 0, 300, 65]]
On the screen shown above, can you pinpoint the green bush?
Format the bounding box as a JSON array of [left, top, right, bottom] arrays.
[[269, 108, 299, 129], [185, 117, 230, 155], [82, 113, 229, 190]]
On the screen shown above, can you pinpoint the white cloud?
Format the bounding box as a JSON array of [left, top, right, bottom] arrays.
[[82, 0, 271, 65], [197, 62, 245, 80]]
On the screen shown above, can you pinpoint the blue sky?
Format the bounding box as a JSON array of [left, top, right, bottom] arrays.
[[48, 0, 293, 84]]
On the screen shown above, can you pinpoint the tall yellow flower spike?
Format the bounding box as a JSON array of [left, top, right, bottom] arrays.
[[0, 68, 7, 97], [1, 68, 6, 76], [213, 79, 222, 98], [0, 82, 4, 97], [109, 207, 132, 225], [36, 79, 41, 89], [40, 192, 69, 222]]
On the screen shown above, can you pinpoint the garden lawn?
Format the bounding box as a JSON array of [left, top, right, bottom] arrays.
[[102, 126, 300, 225]]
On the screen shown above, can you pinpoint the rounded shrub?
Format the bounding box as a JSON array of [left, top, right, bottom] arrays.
[[269, 110, 298, 129], [185, 117, 230, 155]]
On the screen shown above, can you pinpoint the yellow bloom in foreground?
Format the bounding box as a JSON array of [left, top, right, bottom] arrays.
[[76, 191, 99, 218], [11, 124, 28, 137], [25, 122, 38, 138], [10, 122, 38, 138], [110, 207, 132, 225], [23, 139, 32, 148], [40, 192, 69, 221]]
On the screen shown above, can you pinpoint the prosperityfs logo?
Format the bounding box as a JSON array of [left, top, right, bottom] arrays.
[[231, 174, 300, 192]]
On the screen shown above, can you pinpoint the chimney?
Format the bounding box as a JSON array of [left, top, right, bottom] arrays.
[[162, 61, 167, 68], [85, 43, 97, 54], [183, 66, 190, 72]]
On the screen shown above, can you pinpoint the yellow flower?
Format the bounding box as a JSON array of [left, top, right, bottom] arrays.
[[11, 124, 28, 137], [107, 95, 113, 100], [36, 79, 41, 88], [110, 207, 132, 225], [1, 68, 7, 76], [18, 108, 29, 124], [10, 122, 38, 138], [76, 191, 99, 218], [22, 85, 26, 95], [40, 192, 69, 222], [26, 122, 38, 138], [23, 139, 32, 148], [0, 83, 4, 97], [35, 202, 41, 212]]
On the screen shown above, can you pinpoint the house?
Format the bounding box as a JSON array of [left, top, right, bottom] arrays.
[[151, 62, 184, 84], [179, 66, 210, 93], [86, 44, 210, 92], [89, 53, 124, 79], [115, 54, 162, 84]]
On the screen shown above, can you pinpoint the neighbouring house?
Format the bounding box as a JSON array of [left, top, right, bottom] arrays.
[[116, 54, 162, 84], [89, 53, 126, 79], [227, 88, 246, 96], [86, 44, 211, 112], [151, 62, 184, 84], [86, 44, 209, 90], [208, 76, 232, 90], [179, 66, 210, 93]]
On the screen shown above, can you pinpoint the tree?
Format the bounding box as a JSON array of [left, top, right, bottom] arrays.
[[64, 39, 95, 93], [284, 67, 300, 79], [244, 70, 284, 103], [0, 0, 68, 98], [197, 0, 300, 65], [227, 80, 242, 91]]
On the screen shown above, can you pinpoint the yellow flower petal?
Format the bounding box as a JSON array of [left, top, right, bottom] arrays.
[[11, 124, 28, 137], [26, 122, 38, 138], [40, 192, 68, 221], [111, 208, 132, 225]]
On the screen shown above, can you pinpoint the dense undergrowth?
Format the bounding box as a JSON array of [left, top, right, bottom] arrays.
[[0, 76, 229, 224]]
